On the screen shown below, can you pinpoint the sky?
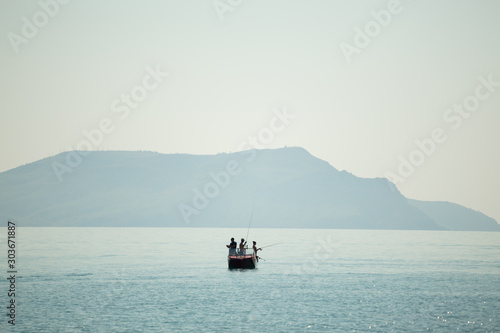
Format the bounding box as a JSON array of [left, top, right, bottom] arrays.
[[1, 0, 499, 223]]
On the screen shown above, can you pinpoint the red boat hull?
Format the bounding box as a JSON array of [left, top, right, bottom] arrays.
[[228, 254, 257, 269]]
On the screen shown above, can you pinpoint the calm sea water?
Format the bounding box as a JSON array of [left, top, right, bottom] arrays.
[[1, 228, 499, 332]]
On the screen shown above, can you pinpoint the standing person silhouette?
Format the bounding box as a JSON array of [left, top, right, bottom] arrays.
[[252, 241, 262, 261], [239, 238, 247, 255], [226, 238, 237, 255]]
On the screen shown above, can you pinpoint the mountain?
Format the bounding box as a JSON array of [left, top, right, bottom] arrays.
[[407, 199, 500, 231], [0, 147, 498, 230]]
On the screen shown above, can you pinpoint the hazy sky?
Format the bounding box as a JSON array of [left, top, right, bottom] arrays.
[[1, 0, 499, 222]]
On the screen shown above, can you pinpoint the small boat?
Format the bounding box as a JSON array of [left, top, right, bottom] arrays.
[[228, 248, 257, 269]]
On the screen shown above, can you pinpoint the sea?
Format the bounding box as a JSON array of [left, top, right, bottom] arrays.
[[1, 227, 499, 332]]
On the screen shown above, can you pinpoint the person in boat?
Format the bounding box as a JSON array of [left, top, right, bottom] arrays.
[[252, 241, 262, 261], [226, 237, 237, 255], [239, 238, 247, 255]]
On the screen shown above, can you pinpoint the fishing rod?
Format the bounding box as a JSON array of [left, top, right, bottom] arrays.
[[260, 243, 283, 249], [245, 204, 255, 243]]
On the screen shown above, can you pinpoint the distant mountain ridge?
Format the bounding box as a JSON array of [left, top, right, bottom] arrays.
[[407, 199, 500, 231], [0, 147, 498, 231]]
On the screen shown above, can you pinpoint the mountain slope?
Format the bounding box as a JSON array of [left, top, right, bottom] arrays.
[[0, 147, 496, 230], [408, 199, 500, 231]]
